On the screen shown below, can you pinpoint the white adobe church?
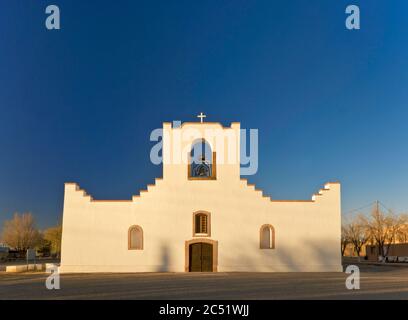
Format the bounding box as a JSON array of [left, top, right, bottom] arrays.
[[60, 116, 342, 273]]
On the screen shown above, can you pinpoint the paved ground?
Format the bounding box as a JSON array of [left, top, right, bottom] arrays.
[[1, 263, 408, 300]]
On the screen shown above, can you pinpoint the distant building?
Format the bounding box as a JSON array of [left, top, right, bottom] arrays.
[[366, 243, 408, 262]]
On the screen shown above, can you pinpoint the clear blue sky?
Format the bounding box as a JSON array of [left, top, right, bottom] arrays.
[[1, 0, 407, 230]]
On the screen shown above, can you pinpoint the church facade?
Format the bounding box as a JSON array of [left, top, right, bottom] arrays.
[[60, 120, 342, 273]]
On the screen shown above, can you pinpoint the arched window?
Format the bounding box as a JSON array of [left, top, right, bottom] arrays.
[[128, 225, 143, 250], [193, 211, 211, 236], [188, 139, 216, 180], [260, 224, 275, 249]]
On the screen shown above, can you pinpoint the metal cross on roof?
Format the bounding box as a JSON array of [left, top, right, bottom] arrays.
[[197, 112, 206, 123]]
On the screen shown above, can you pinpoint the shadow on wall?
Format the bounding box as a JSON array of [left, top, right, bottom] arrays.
[[221, 237, 342, 272], [151, 238, 342, 272], [156, 243, 171, 272]]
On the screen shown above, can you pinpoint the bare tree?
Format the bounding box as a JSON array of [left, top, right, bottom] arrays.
[[383, 214, 408, 258], [360, 204, 407, 261], [341, 224, 351, 256], [1, 213, 41, 252], [348, 215, 370, 260], [397, 217, 408, 243]]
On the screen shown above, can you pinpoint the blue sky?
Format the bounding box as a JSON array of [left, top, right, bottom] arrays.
[[0, 0, 407, 229]]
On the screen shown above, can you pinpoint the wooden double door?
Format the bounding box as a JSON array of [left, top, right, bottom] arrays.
[[189, 242, 213, 272]]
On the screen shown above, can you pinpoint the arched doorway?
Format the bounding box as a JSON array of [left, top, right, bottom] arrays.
[[185, 239, 218, 272]]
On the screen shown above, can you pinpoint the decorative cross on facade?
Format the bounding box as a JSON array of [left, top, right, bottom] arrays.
[[197, 112, 206, 123]]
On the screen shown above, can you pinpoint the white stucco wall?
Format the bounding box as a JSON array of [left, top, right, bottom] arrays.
[[59, 122, 342, 273]]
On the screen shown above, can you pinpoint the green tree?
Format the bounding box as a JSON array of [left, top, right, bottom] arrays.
[[43, 225, 62, 258]]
